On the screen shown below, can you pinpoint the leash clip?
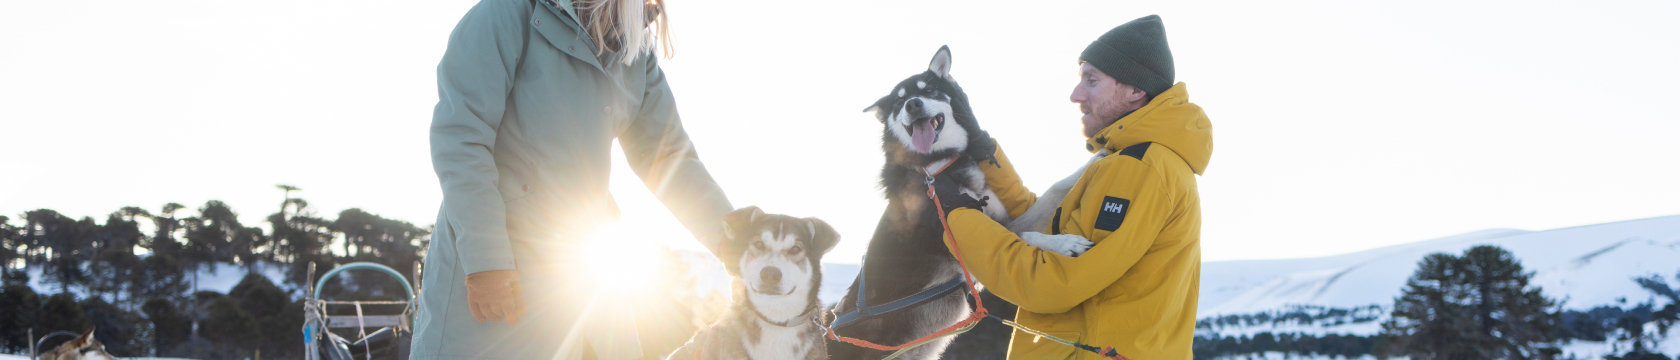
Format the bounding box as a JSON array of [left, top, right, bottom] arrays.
[[925, 175, 938, 199]]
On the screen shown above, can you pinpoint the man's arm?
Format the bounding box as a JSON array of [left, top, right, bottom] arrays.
[[978, 140, 1038, 220], [944, 157, 1171, 314], [429, 0, 529, 275], [619, 55, 734, 254]]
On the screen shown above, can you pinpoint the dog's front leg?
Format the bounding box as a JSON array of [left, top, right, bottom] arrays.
[[1019, 232, 1095, 257]]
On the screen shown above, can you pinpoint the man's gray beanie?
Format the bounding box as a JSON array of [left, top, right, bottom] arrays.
[[1079, 15, 1175, 96]]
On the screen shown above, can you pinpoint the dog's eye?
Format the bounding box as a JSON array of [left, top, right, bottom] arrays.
[[788, 245, 802, 255], [752, 242, 767, 251]]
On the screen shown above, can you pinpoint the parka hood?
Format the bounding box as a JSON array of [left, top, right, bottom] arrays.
[[1085, 82, 1212, 175]]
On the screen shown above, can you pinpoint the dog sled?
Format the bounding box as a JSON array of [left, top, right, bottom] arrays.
[[302, 262, 421, 360]]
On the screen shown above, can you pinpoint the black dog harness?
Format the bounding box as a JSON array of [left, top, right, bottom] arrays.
[[826, 264, 968, 330]]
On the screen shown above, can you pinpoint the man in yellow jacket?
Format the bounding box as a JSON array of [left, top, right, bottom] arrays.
[[932, 15, 1211, 359]]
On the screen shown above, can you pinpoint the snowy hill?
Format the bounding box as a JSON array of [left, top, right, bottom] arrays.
[[1194, 214, 1680, 358], [1200, 215, 1680, 317], [817, 215, 1680, 314]]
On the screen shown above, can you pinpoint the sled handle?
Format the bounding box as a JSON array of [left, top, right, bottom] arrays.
[[312, 262, 417, 301]]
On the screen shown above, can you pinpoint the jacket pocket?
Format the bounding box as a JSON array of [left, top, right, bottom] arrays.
[[1010, 331, 1080, 360]]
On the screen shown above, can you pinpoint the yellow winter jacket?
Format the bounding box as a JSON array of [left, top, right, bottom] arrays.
[[945, 82, 1211, 360]]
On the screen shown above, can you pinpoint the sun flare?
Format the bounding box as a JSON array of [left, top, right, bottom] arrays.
[[582, 222, 662, 292]]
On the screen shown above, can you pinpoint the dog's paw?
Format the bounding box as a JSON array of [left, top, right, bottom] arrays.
[[1019, 232, 1094, 257]]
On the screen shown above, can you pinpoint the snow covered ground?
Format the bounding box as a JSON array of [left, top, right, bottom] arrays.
[[0, 355, 195, 360], [25, 262, 294, 299]]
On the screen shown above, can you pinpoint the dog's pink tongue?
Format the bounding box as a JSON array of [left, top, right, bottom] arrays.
[[911, 120, 937, 153]]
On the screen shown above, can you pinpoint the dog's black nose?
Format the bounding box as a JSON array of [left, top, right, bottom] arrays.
[[760, 267, 782, 284], [906, 98, 923, 113]]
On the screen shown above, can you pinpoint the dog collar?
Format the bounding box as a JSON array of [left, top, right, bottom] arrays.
[[918, 152, 964, 180], [756, 304, 820, 328]]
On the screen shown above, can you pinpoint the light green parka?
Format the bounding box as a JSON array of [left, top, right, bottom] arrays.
[[413, 0, 732, 358]]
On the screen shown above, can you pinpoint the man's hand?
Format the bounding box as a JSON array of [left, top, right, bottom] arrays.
[[930, 173, 988, 216], [465, 270, 527, 326]]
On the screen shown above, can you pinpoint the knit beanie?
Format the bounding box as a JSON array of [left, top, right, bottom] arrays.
[[1079, 15, 1175, 96]]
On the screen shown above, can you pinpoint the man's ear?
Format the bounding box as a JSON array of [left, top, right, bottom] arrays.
[[927, 45, 953, 80], [1121, 83, 1149, 106], [804, 217, 840, 257]]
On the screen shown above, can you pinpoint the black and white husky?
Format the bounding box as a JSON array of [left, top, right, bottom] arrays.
[[669, 206, 838, 360], [823, 46, 1097, 360]]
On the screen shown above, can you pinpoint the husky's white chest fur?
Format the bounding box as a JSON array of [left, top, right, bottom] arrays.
[[742, 321, 819, 360]]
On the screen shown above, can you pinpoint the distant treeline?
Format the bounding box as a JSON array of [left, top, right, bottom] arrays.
[[0, 193, 428, 359], [7, 197, 1679, 360], [1191, 246, 1680, 360]]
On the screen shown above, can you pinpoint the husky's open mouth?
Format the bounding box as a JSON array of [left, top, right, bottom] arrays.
[[904, 113, 946, 153], [752, 285, 795, 296]]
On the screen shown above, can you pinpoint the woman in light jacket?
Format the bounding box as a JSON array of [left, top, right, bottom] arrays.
[[412, 0, 732, 358]]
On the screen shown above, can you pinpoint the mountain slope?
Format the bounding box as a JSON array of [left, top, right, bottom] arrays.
[[1199, 214, 1680, 317]]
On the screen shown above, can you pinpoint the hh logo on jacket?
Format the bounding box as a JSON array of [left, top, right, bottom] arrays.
[[1094, 196, 1130, 231]]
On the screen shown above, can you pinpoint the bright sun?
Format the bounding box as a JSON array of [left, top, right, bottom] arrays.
[[582, 221, 662, 292]]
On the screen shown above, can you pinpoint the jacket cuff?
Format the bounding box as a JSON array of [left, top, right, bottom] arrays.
[[457, 236, 517, 275]]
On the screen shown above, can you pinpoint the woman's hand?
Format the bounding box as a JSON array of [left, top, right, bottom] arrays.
[[465, 270, 527, 325]]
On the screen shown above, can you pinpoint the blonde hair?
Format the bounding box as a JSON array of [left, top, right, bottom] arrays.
[[573, 0, 672, 65]]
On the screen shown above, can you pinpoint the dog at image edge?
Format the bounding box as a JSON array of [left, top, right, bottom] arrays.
[[668, 206, 839, 360], [36, 328, 114, 360], [823, 45, 1096, 360]]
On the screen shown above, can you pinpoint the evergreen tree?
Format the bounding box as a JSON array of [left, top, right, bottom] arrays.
[[1382, 245, 1559, 359], [130, 252, 191, 304], [270, 198, 337, 287], [228, 273, 303, 359], [38, 292, 91, 336], [142, 297, 192, 357], [91, 212, 145, 305], [82, 296, 144, 356], [183, 200, 242, 267], [1605, 270, 1680, 359], [26, 210, 96, 293], [147, 203, 187, 257], [201, 293, 259, 359], [0, 272, 42, 353], [332, 208, 428, 292], [0, 215, 19, 270]]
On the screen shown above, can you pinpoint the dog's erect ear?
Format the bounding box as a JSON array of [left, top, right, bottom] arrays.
[[804, 217, 840, 257], [721, 206, 763, 240], [864, 94, 895, 124], [718, 207, 762, 276], [65, 327, 95, 348], [928, 45, 953, 81]]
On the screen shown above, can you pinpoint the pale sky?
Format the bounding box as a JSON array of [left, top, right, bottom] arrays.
[[3, 0, 1677, 264]]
